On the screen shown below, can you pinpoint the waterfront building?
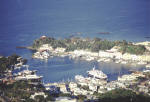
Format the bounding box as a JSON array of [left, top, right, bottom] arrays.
[[33, 50, 50, 59]]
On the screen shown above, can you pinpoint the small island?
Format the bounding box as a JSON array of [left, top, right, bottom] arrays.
[[30, 36, 150, 67]]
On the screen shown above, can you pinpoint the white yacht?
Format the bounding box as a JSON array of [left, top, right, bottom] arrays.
[[17, 69, 37, 76], [87, 67, 107, 80], [14, 65, 37, 76], [15, 74, 43, 81]]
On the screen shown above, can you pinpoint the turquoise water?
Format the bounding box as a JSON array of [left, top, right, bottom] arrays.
[[0, 0, 149, 83]]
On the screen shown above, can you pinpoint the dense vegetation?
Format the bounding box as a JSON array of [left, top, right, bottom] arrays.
[[92, 89, 150, 102], [0, 54, 53, 102], [32, 37, 66, 49], [0, 81, 54, 102], [0, 54, 27, 75], [0, 54, 55, 102], [32, 37, 147, 55], [119, 44, 146, 55]]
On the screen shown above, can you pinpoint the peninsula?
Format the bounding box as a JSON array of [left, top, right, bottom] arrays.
[[30, 36, 150, 67]]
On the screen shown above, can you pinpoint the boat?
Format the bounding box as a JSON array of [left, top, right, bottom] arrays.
[[14, 65, 37, 76], [146, 64, 150, 68], [143, 69, 150, 73], [17, 69, 37, 76], [15, 74, 43, 81], [137, 61, 147, 65], [87, 67, 107, 80]]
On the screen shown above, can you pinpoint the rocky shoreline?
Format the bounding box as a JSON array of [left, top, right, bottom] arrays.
[[31, 43, 150, 68]]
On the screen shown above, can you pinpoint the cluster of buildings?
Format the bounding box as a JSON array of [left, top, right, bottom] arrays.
[[0, 57, 27, 84], [33, 44, 67, 60], [33, 49, 51, 60], [30, 39, 150, 101], [99, 49, 150, 65], [14, 66, 43, 85], [32, 42, 150, 69], [68, 68, 112, 97], [0, 58, 50, 101], [69, 46, 150, 66], [0, 63, 43, 86], [14, 57, 26, 69], [45, 67, 150, 99]]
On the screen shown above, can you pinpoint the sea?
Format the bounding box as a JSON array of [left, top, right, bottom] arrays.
[[0, 0, 149, 83]]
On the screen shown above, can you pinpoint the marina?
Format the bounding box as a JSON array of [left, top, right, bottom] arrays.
[[0, 0, 149, 84], [1, 54, 149, 102], [44, 66, 150, 98], [0, 0, 149, 101]]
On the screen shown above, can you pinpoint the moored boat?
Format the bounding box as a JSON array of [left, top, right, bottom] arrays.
[[87, 67, 107, 80]]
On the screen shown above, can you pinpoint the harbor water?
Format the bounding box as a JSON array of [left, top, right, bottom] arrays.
[[0, 0, 149, 83]]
